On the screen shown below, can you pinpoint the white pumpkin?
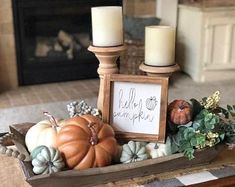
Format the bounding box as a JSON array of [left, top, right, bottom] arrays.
[[145, 136, 172, 159], [25, 113, 64, 153]]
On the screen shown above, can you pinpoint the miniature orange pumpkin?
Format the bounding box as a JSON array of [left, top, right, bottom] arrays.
[[56, 115, 118, 170], [168, 100, 192, 125]]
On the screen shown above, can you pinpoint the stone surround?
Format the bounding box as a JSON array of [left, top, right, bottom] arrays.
[[0, 0, 18, 92]]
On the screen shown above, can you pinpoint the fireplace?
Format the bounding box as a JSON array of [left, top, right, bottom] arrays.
[[12, 0, 122, 85]]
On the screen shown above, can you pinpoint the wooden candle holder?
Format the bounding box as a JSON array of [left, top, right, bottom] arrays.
[[88, 45, 126, 113], [139, 63, 180, 78]]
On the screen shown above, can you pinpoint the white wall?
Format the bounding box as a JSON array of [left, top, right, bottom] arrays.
[[156, 0, 178, 27]]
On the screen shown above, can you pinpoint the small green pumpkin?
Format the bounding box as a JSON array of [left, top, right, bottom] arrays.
[[31, 145, 65, 175], [120, 141, 149, 163]]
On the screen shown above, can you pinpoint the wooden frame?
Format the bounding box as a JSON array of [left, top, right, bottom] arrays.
[[103, 74, 169, 142]]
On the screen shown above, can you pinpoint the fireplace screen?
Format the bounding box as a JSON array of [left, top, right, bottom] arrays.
[[13, 0, 122, 85]]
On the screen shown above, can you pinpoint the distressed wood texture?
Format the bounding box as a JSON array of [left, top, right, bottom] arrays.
[[9, 123, 221, 187]]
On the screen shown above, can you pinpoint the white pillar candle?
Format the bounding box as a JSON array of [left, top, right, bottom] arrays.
[[145, 26, 176, 66], [91, 6, 123, 47]]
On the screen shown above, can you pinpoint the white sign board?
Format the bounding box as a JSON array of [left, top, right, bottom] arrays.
[[111, 81, 161, 134]]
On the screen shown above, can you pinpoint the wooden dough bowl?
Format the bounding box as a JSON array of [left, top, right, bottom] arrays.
[[8, 123, 223, 187]]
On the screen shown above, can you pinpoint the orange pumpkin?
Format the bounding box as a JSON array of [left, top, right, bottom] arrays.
[[56, 115, 118, 170], [168, 100, 192, 125]]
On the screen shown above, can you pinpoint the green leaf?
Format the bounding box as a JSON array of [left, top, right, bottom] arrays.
[[227, 105, 235, 117], [202, 109, 209, 116], [204, 112, 219, 131], [205, 121, 214, 130], [171, 128, 186, 148], [183, 127, 195, 141], [196, 134, 206, 145], [202, 97, 207, 103], [219, 133, 225, 141], [195, 110, 206, 121], [170, 136, 180, 154], [214, 137, 221, 145], [205, 113, 212, 121], [227, 105, 233, 111], [193, 120, 203, 130], [179, 140, 191, 152], [190, 98, 203, 118], [184, 148, 195, 160], [190, 137, 197, 146]]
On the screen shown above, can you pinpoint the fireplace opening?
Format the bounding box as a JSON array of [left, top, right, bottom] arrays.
[[12, 0, 122, 85]]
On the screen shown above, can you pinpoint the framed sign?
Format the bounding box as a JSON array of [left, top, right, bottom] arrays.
[[103, 74, 169, 142]]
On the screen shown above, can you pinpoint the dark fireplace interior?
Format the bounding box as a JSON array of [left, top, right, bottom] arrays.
[[13, 0, 122, 85]]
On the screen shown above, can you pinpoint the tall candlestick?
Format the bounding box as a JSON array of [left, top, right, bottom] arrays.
[[145, 26, 176, 66], [88, 45, 126, 114], [91, 6, 123, 47]]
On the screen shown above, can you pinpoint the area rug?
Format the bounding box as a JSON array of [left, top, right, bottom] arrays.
[[0, 97, 97, 133]]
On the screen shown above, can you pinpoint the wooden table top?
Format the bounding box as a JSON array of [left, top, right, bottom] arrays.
[[0, 145, 235, 187]]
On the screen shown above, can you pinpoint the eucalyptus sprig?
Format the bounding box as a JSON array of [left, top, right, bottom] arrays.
[[172, 116, 223, 160], [173, 126, 207, 160], [171, 98, 226, 160]]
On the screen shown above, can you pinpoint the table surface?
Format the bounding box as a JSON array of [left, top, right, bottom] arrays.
[[0, 145, 235, 187]]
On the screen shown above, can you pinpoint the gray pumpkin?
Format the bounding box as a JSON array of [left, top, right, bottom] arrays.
[[31, 145, 65, 175], [120, 141, 149, 163]]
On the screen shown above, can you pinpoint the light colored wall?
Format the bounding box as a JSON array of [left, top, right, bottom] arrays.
[[156, 0, 178, 27], [0, 0, 18, 91]]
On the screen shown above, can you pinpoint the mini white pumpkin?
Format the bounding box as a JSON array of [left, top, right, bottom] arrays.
[[146, 136, 172, 159], [25, 112, 64, 153], [31, 145, 65, 174]]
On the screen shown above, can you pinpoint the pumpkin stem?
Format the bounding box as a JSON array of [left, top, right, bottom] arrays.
[[43, 112, 59, 129], [87, 122, 98, 145], [154, 143, 159, 149]]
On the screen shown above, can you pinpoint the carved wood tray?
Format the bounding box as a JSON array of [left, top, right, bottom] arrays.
[[9, 123, 222, 187]]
